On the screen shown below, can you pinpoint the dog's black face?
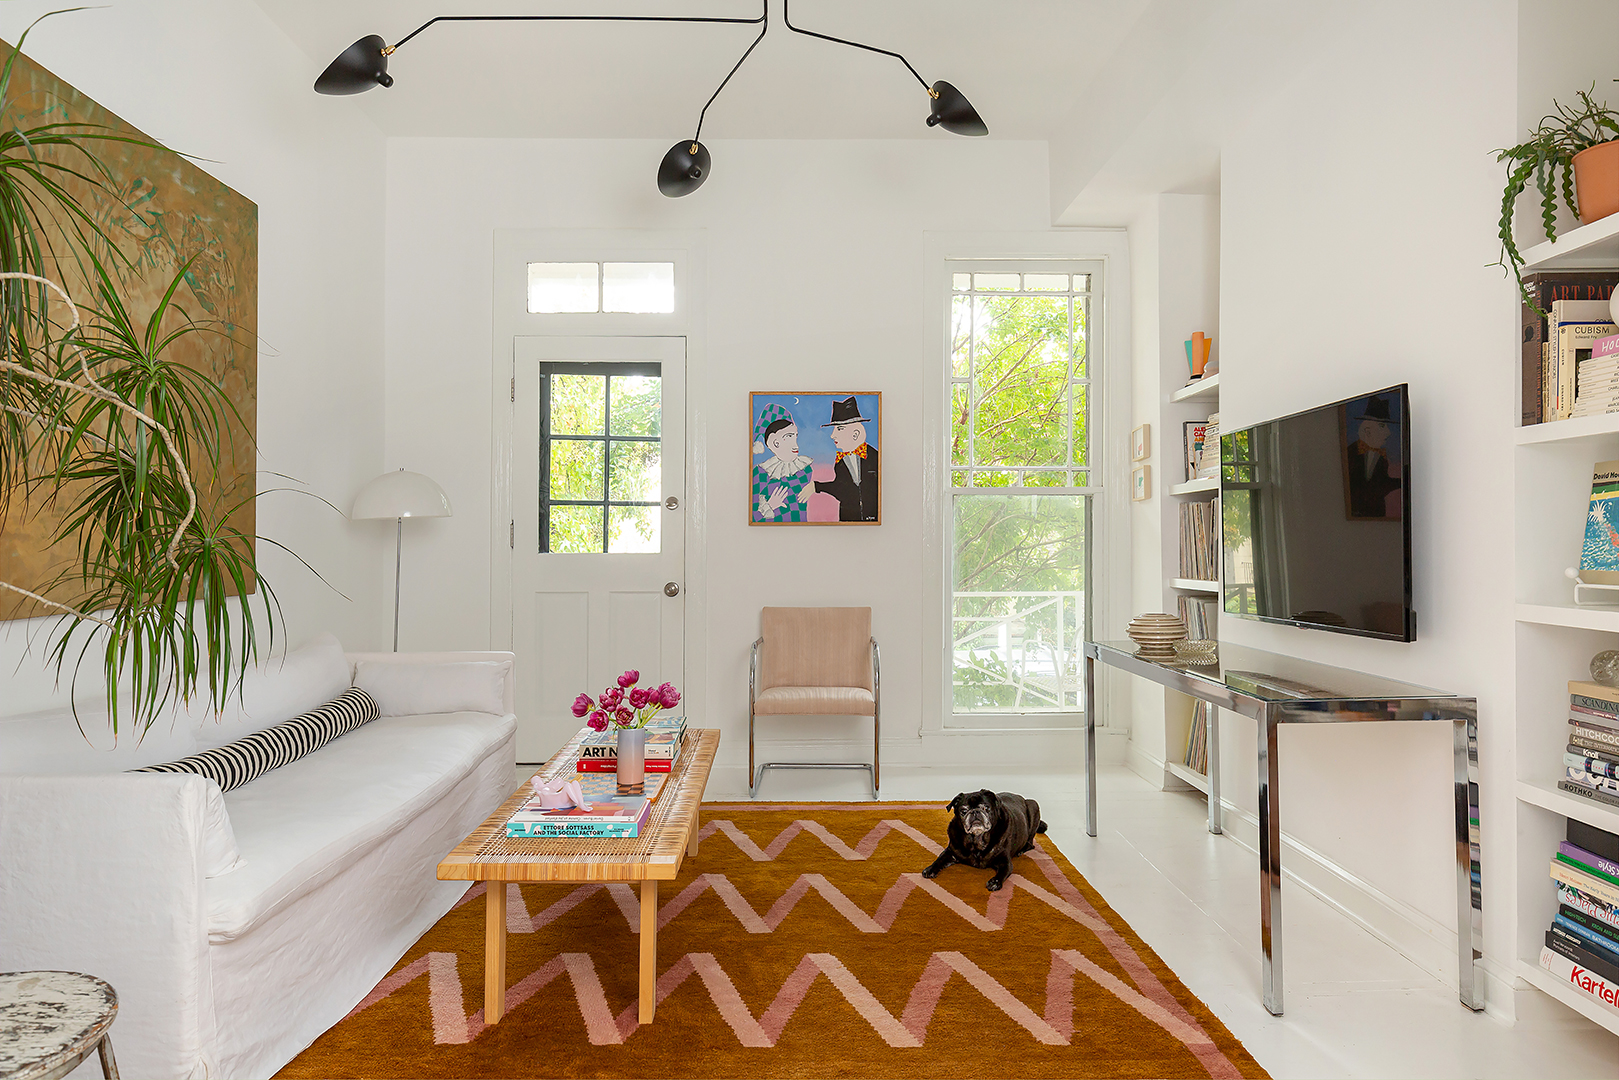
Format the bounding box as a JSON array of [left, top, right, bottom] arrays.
[[948, 789, 1000, 839]]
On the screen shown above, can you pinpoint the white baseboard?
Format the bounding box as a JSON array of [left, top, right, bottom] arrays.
[[1213, 797, 1471, 1001]]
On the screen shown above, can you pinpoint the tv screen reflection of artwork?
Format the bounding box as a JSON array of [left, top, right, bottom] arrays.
[[1220, 384, 1414, 642]]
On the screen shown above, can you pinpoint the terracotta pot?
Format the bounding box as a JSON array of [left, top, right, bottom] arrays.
[[1574, 139, 1619, 224]]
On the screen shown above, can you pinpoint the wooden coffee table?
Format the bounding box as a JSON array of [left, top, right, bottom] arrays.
[[438, 728, 718, 1025]]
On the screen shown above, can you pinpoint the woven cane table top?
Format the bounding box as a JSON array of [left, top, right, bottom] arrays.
[[437, 728, 718, 883]]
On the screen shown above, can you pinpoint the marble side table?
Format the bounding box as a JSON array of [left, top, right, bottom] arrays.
[[0, 972, 118, 1080]]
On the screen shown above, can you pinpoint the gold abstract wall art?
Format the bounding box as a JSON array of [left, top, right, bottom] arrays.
[[0, 43, 258, 622]]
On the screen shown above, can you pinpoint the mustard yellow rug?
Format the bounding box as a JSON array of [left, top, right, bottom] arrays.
[[277, 803, 1265, 1079]]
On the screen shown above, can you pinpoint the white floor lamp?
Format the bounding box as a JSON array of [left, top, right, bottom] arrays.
[[352, 468, 452, 651]]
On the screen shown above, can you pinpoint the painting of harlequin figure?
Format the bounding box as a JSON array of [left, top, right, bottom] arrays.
[[749, 392, 881, 525]]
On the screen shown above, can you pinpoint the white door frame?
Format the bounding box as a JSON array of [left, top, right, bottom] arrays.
[[490, 229, 709, 729]]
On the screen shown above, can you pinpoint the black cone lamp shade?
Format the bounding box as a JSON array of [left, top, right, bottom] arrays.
[[926, 80, 987, 136], [315, 35, 395, 95], [658, 140, 711, 197]]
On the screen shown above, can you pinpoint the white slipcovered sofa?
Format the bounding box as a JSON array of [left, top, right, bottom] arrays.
[[0, 633, 517, 1078]]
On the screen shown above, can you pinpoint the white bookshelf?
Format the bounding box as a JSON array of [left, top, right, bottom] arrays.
[[1522, 213, 1619, 272], [1168, 477, 1218, 495], [1169, 373, 1219, 403], [1170, 577, 1219, 593], [1513, 224, 1619, 1034]]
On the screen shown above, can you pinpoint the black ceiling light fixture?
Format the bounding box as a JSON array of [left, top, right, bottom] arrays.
[[313, 1, 988, 197]]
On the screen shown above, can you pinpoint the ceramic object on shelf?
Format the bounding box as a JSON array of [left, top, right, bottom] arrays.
[[1592, 650, 1619, 687], [1127, 613, 1188, 661], [1174, 639, 1219, 666]]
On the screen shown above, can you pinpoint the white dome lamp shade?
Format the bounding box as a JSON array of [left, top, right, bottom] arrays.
[[352, 469, 452, 651]]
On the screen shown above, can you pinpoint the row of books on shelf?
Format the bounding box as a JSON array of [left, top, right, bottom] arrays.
[[1182, 417, 1220, 482], [1538, 817, 1619, 1015], [1181, 700, 1209, 775], [1176, 596, 1217, 640], [1178, 500, 1218, 580], [1520, 270, 1619, 426]]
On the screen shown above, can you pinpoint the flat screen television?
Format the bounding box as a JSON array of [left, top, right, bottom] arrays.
[[1219, 384, 1413, 641]]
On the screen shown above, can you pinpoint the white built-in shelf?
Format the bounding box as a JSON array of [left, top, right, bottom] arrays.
[[1168, 478, 1219, 496], [1517, 777, 1619, 833], [1522, 213, 1619, 272], [1515, 603, 1619, 632], [1170, 578, 1219, 593], [1515, 959, 1619, 1036], [1168, 374, 1219, 404], [1165, 760, 1210, 794], [1516, 412, 1619, 445]]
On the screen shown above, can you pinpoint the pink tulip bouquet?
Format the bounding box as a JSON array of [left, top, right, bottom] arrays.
[[571, 670, 680, 732]]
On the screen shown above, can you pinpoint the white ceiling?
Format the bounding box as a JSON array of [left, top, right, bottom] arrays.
[[253, 0, 1149, 140]]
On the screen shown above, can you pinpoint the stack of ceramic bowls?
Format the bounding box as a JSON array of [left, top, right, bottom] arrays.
[[1126, 613, 1188, 661]]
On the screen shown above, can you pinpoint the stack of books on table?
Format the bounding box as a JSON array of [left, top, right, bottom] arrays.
[[505, 770, 669, 838], [1540, 818, 1619, 1015], [1560, 681, 1619, 809], [575, 714, 688, 773]]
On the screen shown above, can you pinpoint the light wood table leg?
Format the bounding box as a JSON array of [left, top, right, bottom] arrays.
[[486, 882, 507, 1023], [688, 806, 700, 857], [639, 879, 658, 1023]]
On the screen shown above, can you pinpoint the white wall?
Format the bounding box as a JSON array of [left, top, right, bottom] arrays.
[[384, 136, 1128, 782], [1213, 0, 1518, 998], [0, 0, 391, 714]]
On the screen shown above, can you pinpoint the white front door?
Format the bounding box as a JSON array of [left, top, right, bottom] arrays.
[[509, 336, 685, 763]]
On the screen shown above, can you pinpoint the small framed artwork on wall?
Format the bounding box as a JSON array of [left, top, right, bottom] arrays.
[[1131, 465, 1150, 501], [750, 392, 881, 525], [1131, 423, 1151, 462]]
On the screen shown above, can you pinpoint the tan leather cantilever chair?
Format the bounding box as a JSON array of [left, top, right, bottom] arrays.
[[749, 607, 880, 799]]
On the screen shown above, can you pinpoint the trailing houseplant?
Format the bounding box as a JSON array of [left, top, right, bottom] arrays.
[[0, 19, 282, 738], [1496, 86, 1619, 312]]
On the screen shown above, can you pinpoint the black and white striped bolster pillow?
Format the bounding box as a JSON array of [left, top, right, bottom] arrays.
[[133, 686, 380, 792]]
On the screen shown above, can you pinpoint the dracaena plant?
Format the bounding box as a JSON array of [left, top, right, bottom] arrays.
[[0, 18, 288, 738], [1495, 85, 1619, 313]]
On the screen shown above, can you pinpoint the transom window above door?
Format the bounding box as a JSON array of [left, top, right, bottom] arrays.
[[540, 362, 662, 553], [527, 262, 676, 314]]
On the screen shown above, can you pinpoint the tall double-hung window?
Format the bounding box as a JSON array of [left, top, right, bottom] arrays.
[[948, 264, 1097, 720]]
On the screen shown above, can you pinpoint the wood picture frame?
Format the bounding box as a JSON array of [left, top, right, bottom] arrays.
[[1131, 423, 1151, 462], [1131, 465, 1151, 502]]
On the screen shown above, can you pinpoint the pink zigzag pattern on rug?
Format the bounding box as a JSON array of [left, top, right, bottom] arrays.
[[472, 868, 1131, 938], [346, 945, 1229, 1071], [389, 820, 1240, 1077]]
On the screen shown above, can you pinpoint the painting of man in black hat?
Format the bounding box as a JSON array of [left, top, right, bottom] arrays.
[[814, 395, 881, 522], [1341, 392, 1402, 521]]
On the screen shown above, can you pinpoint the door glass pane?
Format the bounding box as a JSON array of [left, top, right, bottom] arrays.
[[609, 375, 661, 436], [608, 505, 660, 553], [549, 439, 604, 501], [972, 272, 1019, 292], [608, 440, 660, 502], [551, 374, 605, 435], [549, 505, 604, 553], [952, 494, 1086, 713], [1022, 273, 1068, 291], [950, 295, 970, 379], [602, 262, 675, 313], [527, 262, 599, 313]]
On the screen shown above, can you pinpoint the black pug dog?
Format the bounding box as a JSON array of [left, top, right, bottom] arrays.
[[921, 789, 1047, 891]]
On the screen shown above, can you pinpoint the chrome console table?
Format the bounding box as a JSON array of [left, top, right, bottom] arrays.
[[1082, 639, 1481, 1017]]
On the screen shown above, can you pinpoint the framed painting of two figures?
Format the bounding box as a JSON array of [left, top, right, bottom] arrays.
[[749, 392, 881, 525]]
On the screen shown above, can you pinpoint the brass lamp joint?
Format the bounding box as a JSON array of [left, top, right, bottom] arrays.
[[382, 44, 397, 55], [927, 87, 939, 99]]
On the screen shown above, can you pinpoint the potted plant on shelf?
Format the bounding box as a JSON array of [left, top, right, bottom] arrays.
[[572, 670, 681, 795], [1496, 86, 1619, 310]]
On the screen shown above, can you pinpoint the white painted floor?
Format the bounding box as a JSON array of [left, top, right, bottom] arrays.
[[729, 762, 1619, 1080]]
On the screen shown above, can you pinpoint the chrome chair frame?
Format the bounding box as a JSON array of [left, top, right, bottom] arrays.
[[749, 636, 880, 799]]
